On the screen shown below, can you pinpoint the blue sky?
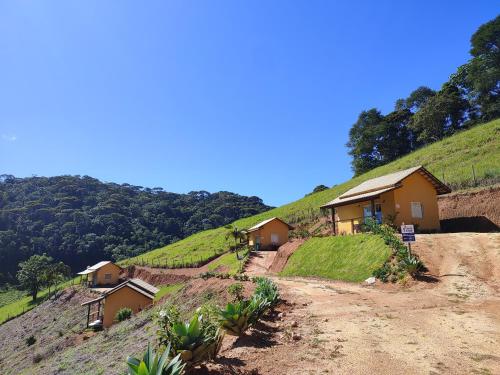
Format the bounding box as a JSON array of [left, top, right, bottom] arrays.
[[0, 1, 497, 206]]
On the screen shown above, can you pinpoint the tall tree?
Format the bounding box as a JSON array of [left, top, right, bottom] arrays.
[[395, 86, 436, 113], [377, 109, 413, 162], [346, 109, 385, 175], [17, 254, 53, 301], [409, 83, 469, 144], [451, 16, 500, 122]]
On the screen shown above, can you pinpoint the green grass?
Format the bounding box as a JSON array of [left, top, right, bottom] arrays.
[[0, 288, 27, 308], [2, 119, 499, 323], [207, 248, 249, 274], [280, 235, 391, 282], [0, 278, 78, 325], [124, 119, 499, 269], [154, 283, 184, 302]]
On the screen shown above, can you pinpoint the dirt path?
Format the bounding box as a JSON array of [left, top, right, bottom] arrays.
[[244, 251, 277, 276], [208, 233, 500, 375], [269, 233, 500, 375]]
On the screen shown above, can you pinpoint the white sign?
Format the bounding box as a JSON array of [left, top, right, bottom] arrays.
[[401, 224, 415, 243], [401, 225, 415, 234]]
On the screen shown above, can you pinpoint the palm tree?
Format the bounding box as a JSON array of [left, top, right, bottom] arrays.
[[224, 225, 246, 254]]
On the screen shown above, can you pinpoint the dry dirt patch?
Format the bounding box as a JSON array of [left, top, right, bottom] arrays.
[[202, 233, 500, 375]]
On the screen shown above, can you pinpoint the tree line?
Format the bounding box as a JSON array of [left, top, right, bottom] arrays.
[[0, 174, 271, 286], [347, 15, 500, 175]]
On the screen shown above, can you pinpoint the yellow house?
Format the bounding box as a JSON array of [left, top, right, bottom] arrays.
[[246, 217, 294, 250], [82, 278, 159, 328], [77, 261, 123, 287], [320, 166, 451, 235]]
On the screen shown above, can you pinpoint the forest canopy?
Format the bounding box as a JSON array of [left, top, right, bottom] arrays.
[[0, 174, 271, 285], [347, 15, 500, 176]]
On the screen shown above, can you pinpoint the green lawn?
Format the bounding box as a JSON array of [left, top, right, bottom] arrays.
[[280, 235, 391, 282], [123, 119, 499, 269], [0, 288, 27, 308], [207, 247, 249, 274], [0, 278, 78, 325], [154, 283, 184, 302]]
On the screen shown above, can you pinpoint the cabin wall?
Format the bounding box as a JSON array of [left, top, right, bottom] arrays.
[[335, 191, 396, 234], [102, 286, 153, 327], [393, 173, 441, 231], [248, 220, 290, 249], [93, 263, 121, 286]]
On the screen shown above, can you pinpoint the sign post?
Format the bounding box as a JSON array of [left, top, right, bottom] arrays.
[[401, 224, 415, 255]]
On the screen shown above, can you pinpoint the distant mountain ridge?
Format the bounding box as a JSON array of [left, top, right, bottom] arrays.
[[0, 175, 272, 284]]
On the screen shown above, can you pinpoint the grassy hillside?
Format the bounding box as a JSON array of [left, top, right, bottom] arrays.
[[125, 119, 499, 268], [280, 235, 391, 281], [0, 278, 77, 325]]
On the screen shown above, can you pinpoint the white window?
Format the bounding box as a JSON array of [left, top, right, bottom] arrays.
[[411, 202, 423, 219], [271, 233, 279, 244], [104, 273, 112, 280]]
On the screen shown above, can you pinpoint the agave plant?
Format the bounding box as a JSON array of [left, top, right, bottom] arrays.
[[400, 255, 423, 276], [218, 300, 252, 336], [247, 294, 271, 326], [218, 293, 271, 336], [157, 308, 223, 365], [126, 343, 185, 375], [254, 277, 280, 307]]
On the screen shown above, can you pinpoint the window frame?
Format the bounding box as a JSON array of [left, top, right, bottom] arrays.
[[410, 202, 423, 219]]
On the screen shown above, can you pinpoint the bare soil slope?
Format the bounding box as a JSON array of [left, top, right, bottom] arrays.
[[438, 185, 500, 231], [199, 233, 500, 375]]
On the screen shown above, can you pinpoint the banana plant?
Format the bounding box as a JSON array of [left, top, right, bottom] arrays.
[[126, 343, 185, 375]]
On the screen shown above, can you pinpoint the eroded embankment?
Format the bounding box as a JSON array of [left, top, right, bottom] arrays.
[[438, 185, 500, 232]]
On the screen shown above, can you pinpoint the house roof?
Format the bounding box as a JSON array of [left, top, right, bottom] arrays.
[[77, 261, 121, 275], [246, 217, 294, 233], [320, 166, 451, 209], [81, 278, 158, 306]]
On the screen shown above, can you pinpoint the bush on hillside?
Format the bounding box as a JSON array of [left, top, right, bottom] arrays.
[[364, 219, 425, 282], [227, 283, 245, 302], [115, 307, 133, 322], [26, 335, 36, 347]]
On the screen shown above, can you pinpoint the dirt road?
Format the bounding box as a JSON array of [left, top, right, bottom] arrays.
[[222, 233, 500, 374]]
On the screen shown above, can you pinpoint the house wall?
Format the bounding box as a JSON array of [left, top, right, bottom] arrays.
[[91, 263, 122, 286], [393, 173, 441, 231], [102, 286, 153, 327], [335, 191, 396, 234], [248, 219, 290, 249], [334, 172, 441, 234]]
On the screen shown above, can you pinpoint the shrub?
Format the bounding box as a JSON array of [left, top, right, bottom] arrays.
[[367, 220, 426, 282], [253, 277, 279, 307], [115, 307, 133, 322], [126, 343, 185, 375], [233, 273, 250, 281], [157, 305, 223, 365], [228, 283, 245, 301], [200, 271, 216, 280], [218, 300, 253, 336], [26, 335, 36, 347]]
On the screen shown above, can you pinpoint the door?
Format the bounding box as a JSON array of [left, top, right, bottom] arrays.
[[271, 233, 279, 245], [363, 204, 382, 224], [254, 236, 261, 250]]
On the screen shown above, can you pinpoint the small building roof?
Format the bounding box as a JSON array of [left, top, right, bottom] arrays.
[[81, 278, 158, 306], [321, 166, 451, 209], [246, 217, 294, 233], [77, 261, 121, 275]]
